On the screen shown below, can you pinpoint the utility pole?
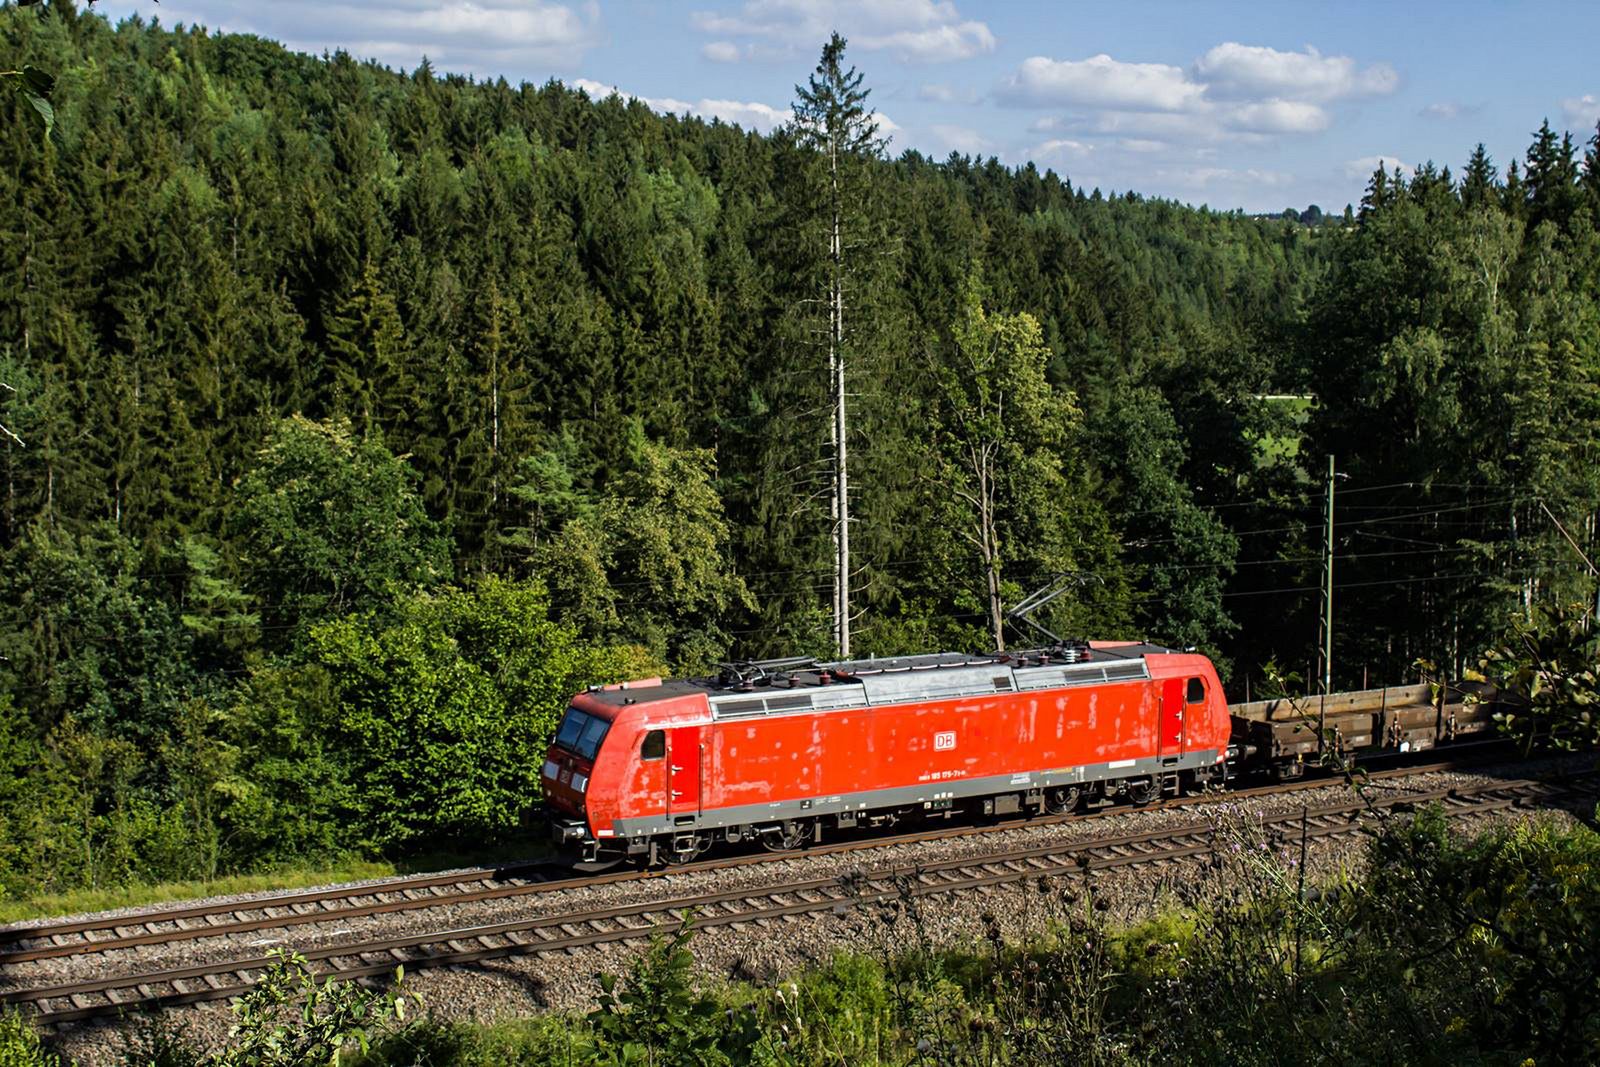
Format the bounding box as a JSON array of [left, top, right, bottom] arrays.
[[1321, 454, 1335, 696], [1315, 454, 1339, 740]]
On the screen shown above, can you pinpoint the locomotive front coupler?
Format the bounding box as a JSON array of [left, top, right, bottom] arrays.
[[548, 815, 601, 862]]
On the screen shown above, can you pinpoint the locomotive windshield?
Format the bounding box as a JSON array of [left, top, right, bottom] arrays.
[[553, 706, 610, 761]]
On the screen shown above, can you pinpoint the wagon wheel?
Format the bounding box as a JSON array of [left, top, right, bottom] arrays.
[[1043, 785, 1081, 815], [761, 819, 811, 852], [1182, 762, 1226, 796], [1125, 777, 1161, 805]]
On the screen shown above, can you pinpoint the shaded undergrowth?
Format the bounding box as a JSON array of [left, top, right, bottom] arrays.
[[13, 806, 1600, 1067]]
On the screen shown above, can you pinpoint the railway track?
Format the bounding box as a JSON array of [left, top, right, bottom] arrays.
[[4, 761, 1593, 1029], [0, 745, 1514, 969]]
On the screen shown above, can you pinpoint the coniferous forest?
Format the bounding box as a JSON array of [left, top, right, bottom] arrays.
[[1, 3, 1598, 896]]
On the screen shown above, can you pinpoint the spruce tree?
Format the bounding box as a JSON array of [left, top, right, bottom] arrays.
[[1523, 120, 1581, 231], [788, 33, 886, 657], [1583, 121, 1600, 214], [1461, 143, 1499, 208]]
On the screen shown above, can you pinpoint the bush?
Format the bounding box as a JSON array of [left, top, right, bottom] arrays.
[[0, 1010, 64, 1067], [587, 920, 761, 1066], [118, 949, 418, 1067], [307, 576, 631, 850]]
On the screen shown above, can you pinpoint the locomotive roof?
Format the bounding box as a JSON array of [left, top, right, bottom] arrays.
[[584, 641, 1179, 709]]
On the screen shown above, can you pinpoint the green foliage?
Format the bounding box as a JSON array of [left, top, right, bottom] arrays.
[[215, 662, 356, 867], [0, 64, 53, 134], [306, 576, 625, 849], [328, 814, 1600, 1066], [1468, 600, 1600, 752], [923, 274, 1102, 649], [0, 695, 44, 899], [0, 1009, 63, 1067], [587, 920, 761, 1067], [1, 4, 1597, 904], [1359, 810, 1600, 1061], [123, 949, 419, 1067], [524, 426, 753, 672], [216, 950, 417, 1067], [790, 32, 885, 159], [0, 522, 192, 741], [1090, 382, 1239, 660], [1294, 143, 1600, 686], [231, 416, 450, 640]]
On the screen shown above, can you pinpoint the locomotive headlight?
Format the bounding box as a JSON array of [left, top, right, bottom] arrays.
[[572, 772, 589, 794], [542, 759, 559, 781]]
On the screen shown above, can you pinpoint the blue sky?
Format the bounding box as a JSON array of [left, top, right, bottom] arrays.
[[89, 0, 1600, 213]]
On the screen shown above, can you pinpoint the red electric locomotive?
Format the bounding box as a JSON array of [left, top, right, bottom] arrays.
[[543, 640, 1232, 864]]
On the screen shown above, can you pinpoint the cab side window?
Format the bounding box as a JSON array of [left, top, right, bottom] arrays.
[[641, 729, 665, 760], [1186, 677, 1206, 704]]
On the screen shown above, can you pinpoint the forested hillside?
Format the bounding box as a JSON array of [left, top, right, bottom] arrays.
[[0, 2, 1597, 894]]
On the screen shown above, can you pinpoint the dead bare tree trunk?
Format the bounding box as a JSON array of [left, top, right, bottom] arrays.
[[829, 134, 851, 659]]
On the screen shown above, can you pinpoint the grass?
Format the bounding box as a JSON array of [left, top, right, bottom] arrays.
[[0, 862, 400, 925], [0, 840, 556, 925]]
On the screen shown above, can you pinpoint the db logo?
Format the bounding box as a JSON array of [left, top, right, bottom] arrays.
[[933, 731, 957, 751]]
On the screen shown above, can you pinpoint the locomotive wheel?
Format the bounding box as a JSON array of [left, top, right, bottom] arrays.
[[1126, 777, 1160, 805], [1043, 785, 1081, 815], [761, 819, 811, 852], [664, 833, 710, 865]]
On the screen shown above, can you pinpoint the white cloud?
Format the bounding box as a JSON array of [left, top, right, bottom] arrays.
[[999, 40, 1397, 153], [1345, 155, 1414, 180], [1420, 101, 1481, 121], [999, 54, 1202, 112], [701, 41, 742, 63], [1563, 94, 1600, 130], [97, 0, 604, 72], [689, 0, 995, 63], [572, 78, 792, 134], [1224, 99, 1329, 134], [1158, 166, 1293, 190], [1036, 109, 1265, 146], [1192, 43, 1397, 102], [1031, 138, 1093, 162], [919, 81, 979, 104], [930, 124, 994, 154]]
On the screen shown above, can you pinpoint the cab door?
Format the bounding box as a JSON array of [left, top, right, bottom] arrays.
[[1159, 678, 1187, 757], [668, 724, 704, 816]]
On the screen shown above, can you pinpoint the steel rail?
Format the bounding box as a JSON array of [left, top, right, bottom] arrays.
[[0, 742, 1536, 966], [7, 771, 1592, 1028], [0, 745, 1521, 966]]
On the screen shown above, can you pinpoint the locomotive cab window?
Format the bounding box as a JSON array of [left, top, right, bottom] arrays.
[[641, 729, 665, 760], [1186, 678, 1206, 704], [554, 706, 611, 761]]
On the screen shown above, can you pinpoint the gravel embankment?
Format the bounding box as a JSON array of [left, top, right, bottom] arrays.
[[39, 752, 1597, 1065]]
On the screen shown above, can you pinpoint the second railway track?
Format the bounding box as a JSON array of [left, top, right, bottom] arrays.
[[5, 760, 1596, 1029], [0, 745, 1518, 968]]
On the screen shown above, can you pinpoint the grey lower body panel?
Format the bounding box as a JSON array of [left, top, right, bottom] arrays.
[[607, 749, 1222, 840]]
